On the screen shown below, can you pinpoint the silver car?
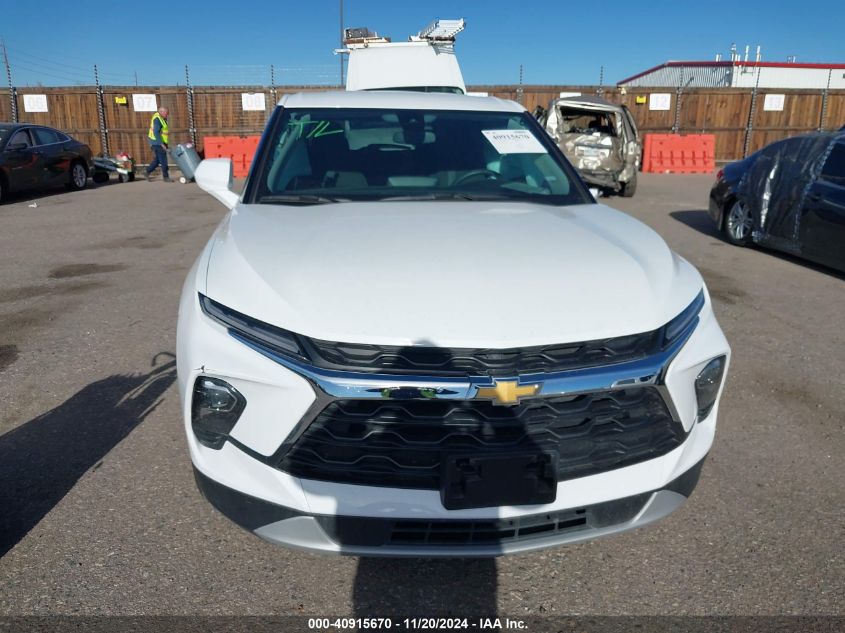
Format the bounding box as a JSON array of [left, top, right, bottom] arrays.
[[536, 96, 641, 197]]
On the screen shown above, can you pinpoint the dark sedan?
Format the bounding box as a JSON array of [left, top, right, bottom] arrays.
[[709, 131, 845, 273], [0, 123, 93, 203]]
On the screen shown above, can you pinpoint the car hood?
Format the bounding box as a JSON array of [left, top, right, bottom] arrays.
[[203, 201, 702, 348]]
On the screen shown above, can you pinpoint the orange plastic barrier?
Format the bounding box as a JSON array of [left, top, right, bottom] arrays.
[[641, 134, 715, 174], [202, 135, 260, 178]]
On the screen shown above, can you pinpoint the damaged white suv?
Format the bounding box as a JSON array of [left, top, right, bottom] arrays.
[[177, 90, 730, 556]]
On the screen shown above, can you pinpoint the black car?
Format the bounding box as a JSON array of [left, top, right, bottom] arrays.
[[0, 123, 93, 203], [709, 131, 845, 273]]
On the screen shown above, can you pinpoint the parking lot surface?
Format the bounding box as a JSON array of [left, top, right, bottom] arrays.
[[0, 174, 842, 616]]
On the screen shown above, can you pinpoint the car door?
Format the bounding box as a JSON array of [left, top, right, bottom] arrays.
[[30, 127, 66, 186], [2, 129, 40, 191], [620, 105, 642, 169], [800, 141, 845, 271]]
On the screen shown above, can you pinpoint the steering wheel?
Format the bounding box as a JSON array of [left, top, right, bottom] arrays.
[[452, 169, 502, 186]]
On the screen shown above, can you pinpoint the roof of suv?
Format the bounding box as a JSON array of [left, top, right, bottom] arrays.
[[277, 90, 524, 113]]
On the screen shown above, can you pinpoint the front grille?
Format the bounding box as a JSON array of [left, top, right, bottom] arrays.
[[302, 330, 662, 377], [277, 387, 685, 490]]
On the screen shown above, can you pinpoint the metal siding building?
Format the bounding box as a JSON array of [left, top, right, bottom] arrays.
[[618, 61, 845, 89], [620, 64, 733, 88]]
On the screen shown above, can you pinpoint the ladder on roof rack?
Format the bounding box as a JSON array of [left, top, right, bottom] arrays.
[[340, 18, 466, 49], [416, 18, 466, 42]]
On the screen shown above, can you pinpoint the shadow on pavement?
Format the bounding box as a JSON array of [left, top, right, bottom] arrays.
[[669, 209, 722, 238], [353, 558, 498, 617], [0, 178, 125, 207], [0, 353, 176, 558]]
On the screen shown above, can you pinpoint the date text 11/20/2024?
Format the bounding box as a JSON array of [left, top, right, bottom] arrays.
[[307, 618, 528, 630]]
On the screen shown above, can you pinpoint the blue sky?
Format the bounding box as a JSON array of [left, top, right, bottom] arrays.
[[2, 0, 843, 87]]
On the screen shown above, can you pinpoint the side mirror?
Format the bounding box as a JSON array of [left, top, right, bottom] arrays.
[[589, 187, 601, 199], [194, 158, 239, 209], [6, 142, 28, 152]]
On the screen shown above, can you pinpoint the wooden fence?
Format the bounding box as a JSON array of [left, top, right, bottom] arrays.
[[3, 84, 844, 164]]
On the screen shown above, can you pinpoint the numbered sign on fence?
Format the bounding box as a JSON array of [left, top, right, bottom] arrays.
[[132, 94, 158, 112], [763, 94, 785, 111], [241, 93, 266, 111], [649, 93, 672, 111], [23, 94, 48, 113]]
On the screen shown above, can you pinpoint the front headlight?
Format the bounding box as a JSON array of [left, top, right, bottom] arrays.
[[191, 376, 246, 449], [664, 290, 705, 346], [199, 293, 308, 361], [695, 356, 726, 420]]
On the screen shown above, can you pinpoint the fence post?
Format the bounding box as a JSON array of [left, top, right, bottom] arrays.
[[94, 65, 110, 157], [185, 64, 196, 146], [742, 67, 761, 158], [672, 68, 684, 134], [819, 68, 832, 131], [2, 40, 16, 122], [10, 86, 17, 123]]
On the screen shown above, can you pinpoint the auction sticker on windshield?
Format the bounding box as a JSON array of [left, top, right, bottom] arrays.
[[482, 129, 546, 154]]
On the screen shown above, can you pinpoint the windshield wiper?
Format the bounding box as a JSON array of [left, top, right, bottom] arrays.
[[257, 194, 347, 205]]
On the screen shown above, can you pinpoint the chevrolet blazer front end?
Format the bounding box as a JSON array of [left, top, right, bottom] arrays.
[[177, 91, 730, 556]]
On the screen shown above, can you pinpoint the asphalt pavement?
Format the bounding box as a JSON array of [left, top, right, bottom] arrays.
[[0, 172, 842, 617]]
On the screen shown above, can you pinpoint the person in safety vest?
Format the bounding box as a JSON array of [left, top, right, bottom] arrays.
[[145, 107, 171, 182]]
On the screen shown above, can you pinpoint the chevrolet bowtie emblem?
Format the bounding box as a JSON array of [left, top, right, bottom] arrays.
[[475, 380, 540, 406]]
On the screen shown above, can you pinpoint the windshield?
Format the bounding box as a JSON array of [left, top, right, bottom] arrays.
[[248, 108, 589, 205]]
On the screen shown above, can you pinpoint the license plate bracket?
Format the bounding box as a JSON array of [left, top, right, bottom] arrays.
[[441, 452, 558, 510]]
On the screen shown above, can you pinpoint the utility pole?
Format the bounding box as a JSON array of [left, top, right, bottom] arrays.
[[2, 39, 16, 122], [134, 70, 138, 87], [517, 64, 524, 105], [270, 64, 277, 107], [339, 0, 345, 86], [597, 65, 604, 97]]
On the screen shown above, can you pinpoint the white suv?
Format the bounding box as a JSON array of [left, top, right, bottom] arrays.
[[177, 90, 730, 556]]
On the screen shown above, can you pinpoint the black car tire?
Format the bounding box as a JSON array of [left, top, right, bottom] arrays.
[[0, 175, 5, 205], [67, 161, 88, 191], [93, 171, 109, 184], [620, 172, 637, 198], [723, 198, 752, 246]]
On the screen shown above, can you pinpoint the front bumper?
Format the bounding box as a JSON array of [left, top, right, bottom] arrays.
[[177, 267, 730, 555], [194, 457, 705, 557], [578, 169, 622, 190]]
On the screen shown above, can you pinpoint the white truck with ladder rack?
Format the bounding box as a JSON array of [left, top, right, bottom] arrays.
[[339, 19, 467, 94]]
